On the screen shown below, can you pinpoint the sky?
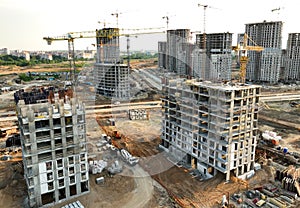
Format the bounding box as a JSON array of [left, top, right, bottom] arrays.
[[0, 0, 297, 51]]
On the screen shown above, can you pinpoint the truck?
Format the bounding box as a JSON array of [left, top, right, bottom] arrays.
[[261, 130, 281, 147]]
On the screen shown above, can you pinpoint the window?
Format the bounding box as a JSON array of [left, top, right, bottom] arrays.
[[234, 143, 238, 150], [46, 161, 52, 171], [222, 146, 227, 152]]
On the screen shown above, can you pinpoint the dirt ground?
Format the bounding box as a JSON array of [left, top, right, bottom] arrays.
[[1, 64, 300, 207], [98, 109, 273, 208], [0, 65, 71, 75], [0, 161, 27, 208], [259, 100, 300, 153], [0, 59, 156, 75]]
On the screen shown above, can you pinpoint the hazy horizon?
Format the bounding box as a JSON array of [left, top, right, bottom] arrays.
[[0, 0, 295, 51]]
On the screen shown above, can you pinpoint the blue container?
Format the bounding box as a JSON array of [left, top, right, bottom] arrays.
[[283, 147, 288, 154]]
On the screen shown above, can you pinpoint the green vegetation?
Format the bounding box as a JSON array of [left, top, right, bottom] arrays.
[[19, 73, 34, 82], [0, 55, 29, 66], [0, 54, 69, 67], [18, 72, 61, 82], [121, 52, 158, 60], [0, 54, 96, 69]]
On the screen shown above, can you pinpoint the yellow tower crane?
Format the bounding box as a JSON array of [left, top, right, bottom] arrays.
[[232, 33, 264, 83], [43, 27, 164, 83]]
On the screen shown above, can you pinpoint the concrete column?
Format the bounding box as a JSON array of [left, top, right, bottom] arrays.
[[75, 156, 81, 194], [64, 156, 70, 199], [226, 170, 230, 181]]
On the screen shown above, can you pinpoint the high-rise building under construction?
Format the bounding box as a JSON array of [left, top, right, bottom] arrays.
[[94, 28, 130, 98], [195, 32, 232, 81], [166, 29, 191, 75], [284, 33, 300, 81], [160, 78, 260, 181], [158, 41, 167, 69], [15, 87, 89, 207], [245, 21, 283, 83]]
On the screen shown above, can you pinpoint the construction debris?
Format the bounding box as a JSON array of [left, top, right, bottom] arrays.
[[107, 160, 122, 175], [276, 165, 300, 196], [89, 160, 108, 174]]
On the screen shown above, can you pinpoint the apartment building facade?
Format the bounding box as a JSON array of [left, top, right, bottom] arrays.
[[161, 78, 260, 181], [166, 29, 191, 75], [16, 87, 89, 207], [158, 41, 167, 69], [195, 32, 233, 81], [245, 21, 283, 83], [284, 33, 300, 81]]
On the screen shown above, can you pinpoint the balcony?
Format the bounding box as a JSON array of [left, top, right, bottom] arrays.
[[216, 156, 228, 164], [215, 164, 227, 173], [66, 131, 73, 137], [37, 142, 51, 152], [54, 131, 62, 138], [56, 152, 63, 158], [38, 153, 52, 163], [55, 142, 63, 148], [36, 131, 51, 142]]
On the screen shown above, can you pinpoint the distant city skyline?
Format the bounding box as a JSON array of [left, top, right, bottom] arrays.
[[0, 0, 296, 51]]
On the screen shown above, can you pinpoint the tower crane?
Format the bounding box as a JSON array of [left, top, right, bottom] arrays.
[[98, 20, 112, 28], [162, 16, 169, 30], [197, 3, 219, 79], [43, 28, 164, 83], [111, 11, 122, 28], [162, 14, 176, 31], [271, 7, 284, 19], [232, 33, 264, 83]]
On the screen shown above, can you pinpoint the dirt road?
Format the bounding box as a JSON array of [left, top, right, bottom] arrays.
[[121, 165, 154, 208]]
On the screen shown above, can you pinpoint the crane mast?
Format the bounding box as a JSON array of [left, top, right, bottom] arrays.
[[198, 4, 209, 79], [232, 33, 264, 83]]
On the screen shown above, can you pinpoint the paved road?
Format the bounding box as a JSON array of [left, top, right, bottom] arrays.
[[260, 94, 300, 101]]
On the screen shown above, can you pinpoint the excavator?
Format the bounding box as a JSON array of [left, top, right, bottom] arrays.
[[232, 33, 264, 83]]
